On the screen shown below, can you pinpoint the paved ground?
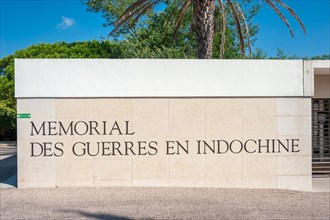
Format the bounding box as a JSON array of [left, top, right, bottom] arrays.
[[1, 187, 330, 220], [1, 143, 329, 219]]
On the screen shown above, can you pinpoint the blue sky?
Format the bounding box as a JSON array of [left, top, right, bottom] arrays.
[[0, 0, 329, 58]]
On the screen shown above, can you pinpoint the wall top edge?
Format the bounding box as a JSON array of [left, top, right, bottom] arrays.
[[14, 58, 304, 60], [15, 96, 312, 99], [304, 60, 330, 67], [15, 59, 306, 98]]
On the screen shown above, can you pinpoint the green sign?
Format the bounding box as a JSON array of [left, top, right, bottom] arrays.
[[17, 113, 31, 118]]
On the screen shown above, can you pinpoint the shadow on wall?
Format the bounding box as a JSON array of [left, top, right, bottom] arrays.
[[61, 210, 132, 220]]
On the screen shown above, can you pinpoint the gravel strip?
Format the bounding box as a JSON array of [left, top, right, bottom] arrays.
[[0, 187, 329, 220]]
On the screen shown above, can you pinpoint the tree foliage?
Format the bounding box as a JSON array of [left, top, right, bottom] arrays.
[[1, 55, 16, 140], [0, 41, 122, 140], [269, 49, 330, 60], [83, 0, 306, 58], [82, 0, 261, 58]]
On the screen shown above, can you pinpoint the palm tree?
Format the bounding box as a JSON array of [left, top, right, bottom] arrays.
[[111, 0, 306, 59]]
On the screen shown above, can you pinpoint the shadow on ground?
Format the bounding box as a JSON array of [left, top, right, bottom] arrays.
[[0, 143, 17, 187], [61, 210, 132, 220]]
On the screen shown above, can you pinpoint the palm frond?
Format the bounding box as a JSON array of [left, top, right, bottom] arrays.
[[218, 0, 226, 59], [115, 0, 148, 26], [163, 4, 179, 30], [228, 0, 245, 58], [265, 0, 294, 37], [274, 0, 307, 34], [235, 1, 252, 59], [172, 0, 192, 41], [131, 0, 162, 28], [109, 0, 306, 59], [110, 0, 160, 36]]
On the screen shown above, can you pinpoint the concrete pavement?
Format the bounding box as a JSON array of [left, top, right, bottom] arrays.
[[1, 187, 329, 220], [1, 142, 329, 219]]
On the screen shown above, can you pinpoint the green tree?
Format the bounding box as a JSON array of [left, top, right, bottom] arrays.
[[269, 48, 330, 60], [83, 0, 261, 58], [0, 41, 123, 141], [310, 54, 330, 60], [86, 0, 306, 59], [0, 55, 16, 140]]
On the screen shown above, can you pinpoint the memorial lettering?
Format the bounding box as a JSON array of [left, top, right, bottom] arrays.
[[29, 120, 300, 157]]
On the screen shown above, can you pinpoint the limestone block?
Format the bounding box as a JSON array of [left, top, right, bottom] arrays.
[[277, 155, 311, 176], [56, 159, 94, 187], [277, 98, 311, 116], [170, 156, 206, 187], [278, 175, 312, 191], [94, 98, 132, 118], [56, 99, 94, 119], [18, 158, 56, 188], [206, 98, 241, 117], [242, 98, 277, 117], [277, 116, 311, 136], [206, 155, 242, 188], [132, 99, 168, 118], [169, 99, 205, 117]]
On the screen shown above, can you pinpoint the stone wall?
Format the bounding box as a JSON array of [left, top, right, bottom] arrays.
[[17, 98, 312, 190]]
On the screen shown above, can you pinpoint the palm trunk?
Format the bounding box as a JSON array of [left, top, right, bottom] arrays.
[[193, 0, 216, 59]]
